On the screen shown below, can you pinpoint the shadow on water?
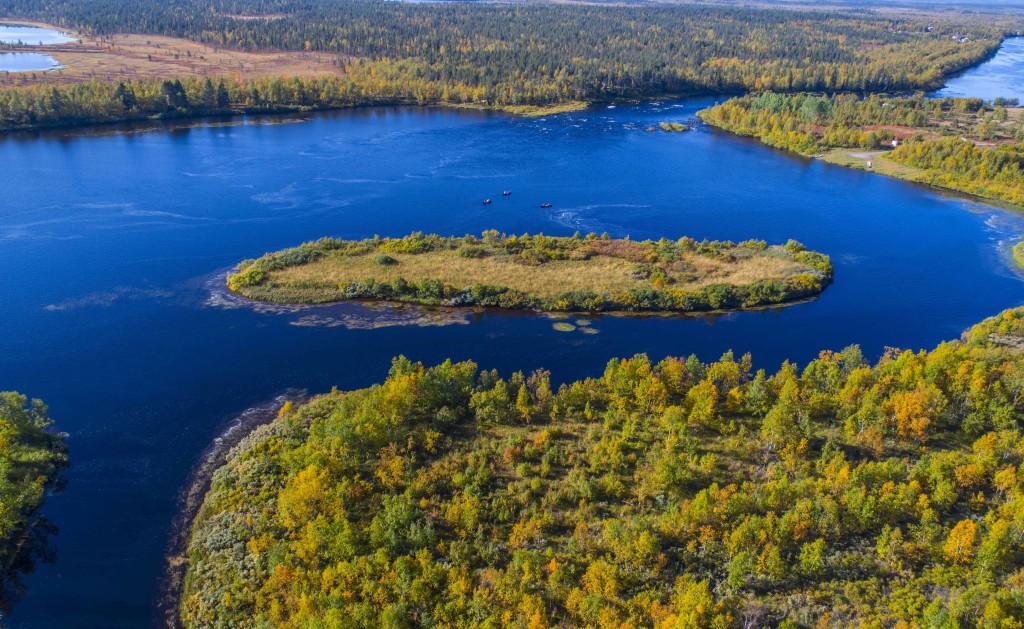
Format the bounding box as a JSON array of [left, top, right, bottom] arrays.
[[0, 105, 498, 146], [0, 469, 67, 620]]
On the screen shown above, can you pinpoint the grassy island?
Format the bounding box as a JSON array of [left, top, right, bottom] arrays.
[[181, 308, 1024, 627], [227, 232, 833, 313], [699, 93, 1024, 209]]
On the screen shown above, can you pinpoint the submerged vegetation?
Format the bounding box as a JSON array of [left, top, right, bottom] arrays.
[[226, 232, 833, 313], [699, 93, 1024, 207], [1013, 242, 1024, 270], [0, 392, 66, 612], [182, 307, 1024, 627], [0, 1, 1011, 130]]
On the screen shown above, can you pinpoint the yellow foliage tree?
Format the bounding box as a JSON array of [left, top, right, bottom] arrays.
[[943, 519, 978, 565]]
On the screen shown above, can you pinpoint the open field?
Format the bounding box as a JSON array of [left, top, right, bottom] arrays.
[[0, 22, 341, 87], [818, 148, 927, 180], [227, 233, 833, 312], [274, 249, 807, 298]]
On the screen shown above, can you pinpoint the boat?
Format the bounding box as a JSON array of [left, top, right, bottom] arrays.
[[502, 190, 511, 196], [540, 203, 553, 208], [483, 199, 492, 205]]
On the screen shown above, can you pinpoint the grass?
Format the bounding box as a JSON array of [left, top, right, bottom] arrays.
[[1014, 242, 1024, 270], [228, 232, 834, 313], [453, 101, 589, 117], [818, 148, 926, 180], [271, 248, 805, 298], [498, 101, 589, 117], [658, 121, 688, 132], [818, 148, 1024, 211], [0, 23, 340, 88]]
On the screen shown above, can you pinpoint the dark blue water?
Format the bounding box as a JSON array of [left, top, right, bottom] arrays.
[[2, 94, 1024, 626]]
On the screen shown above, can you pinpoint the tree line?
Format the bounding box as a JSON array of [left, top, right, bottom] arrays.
[[0, 392, 66, 614], [0, 1, 1014, 130], [698, 92, 1024, 207]]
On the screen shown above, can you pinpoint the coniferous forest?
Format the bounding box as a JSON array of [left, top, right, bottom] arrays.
[[0, 0, 1013, 130]]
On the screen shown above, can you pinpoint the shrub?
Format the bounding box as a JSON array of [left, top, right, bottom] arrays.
[[458, 244, 489, 259], [374, 253, 398, 266]]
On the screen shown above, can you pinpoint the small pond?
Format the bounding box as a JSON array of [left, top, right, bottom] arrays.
[[0, 23, 76, 45], [0, 51, 61, 72]]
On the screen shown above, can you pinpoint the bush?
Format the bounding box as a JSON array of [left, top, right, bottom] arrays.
[[458, 244, 489, 259], [374, 253, 398, 266], [227, 267, 267, 290]]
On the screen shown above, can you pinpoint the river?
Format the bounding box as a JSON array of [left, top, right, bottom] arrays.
[[2, 44, 1024, 628], [933, 36, 1024, 102]]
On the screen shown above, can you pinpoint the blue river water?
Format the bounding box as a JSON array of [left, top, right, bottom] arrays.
[[2, 47, 1024, 627], [933, 36, 1024, 102]]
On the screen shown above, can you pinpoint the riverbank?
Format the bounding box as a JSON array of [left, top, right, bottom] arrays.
[[0, 393, 67, 615], [157, 389, 305, 629], [698, 93, 1024, 211], [814, 148, 1024, 216], [177, 307, 1024, 627], [0, 8, 1009, 134], [227, 232, 833, 313]]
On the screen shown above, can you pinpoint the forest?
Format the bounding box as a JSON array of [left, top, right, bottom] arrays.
[[698, 93, 1024, 208], [226, 231, 833, 313], [0, 392, 67, 613], [0, 1, 1013, 130], [182, 306, 1024, 627]]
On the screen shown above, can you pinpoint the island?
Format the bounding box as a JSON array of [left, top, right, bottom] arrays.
[[699, 93, 1024, 209], [179, 307, 1024, 627], [226, 231, 833, 313]]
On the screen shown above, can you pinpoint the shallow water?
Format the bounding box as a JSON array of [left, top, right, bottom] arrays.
[[0, 51, 60, 72], [2, 42, 1024, 628], [0, 24, 75, 46]]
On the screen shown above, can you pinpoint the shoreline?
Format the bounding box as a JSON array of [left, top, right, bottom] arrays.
[[227, 234, 834, 315], [155, 389, 306, 629], [226, 287, 830, 317], [0, 83, 969, 136], [210, 266, 827, 327], [697, 118, 1024, 216], [816, 148, 1024, 213], [0, 30, 1006, 136]]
